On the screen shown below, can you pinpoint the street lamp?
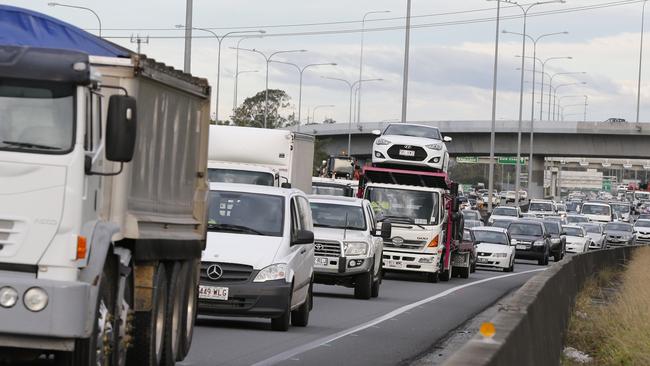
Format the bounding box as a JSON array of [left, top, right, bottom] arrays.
[[515, 56, 573, 119], [499, 0, 565, 205], [232, 70, 258, 112], [637, 0, 649, 123], [548, 71, 586, 120], [312, 105, 335, 124], [553, 82, 587, 120], [358, 10, 391, 126], [487, 0, 503, 212], [48, 2, 101, 37], [236, 48, 307, 128], [321, 77, 383, 155], [268, 60, 337, 131], [401, 0, 412, 123], [233, 36, 264, 114], [175, 25, 265, 123]]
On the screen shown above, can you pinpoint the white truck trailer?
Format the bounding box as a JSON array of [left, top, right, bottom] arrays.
[[0, 6, 210, 366], [208, 125, 314, 193]]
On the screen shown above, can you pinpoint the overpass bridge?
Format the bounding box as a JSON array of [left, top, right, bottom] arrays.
[[296, 120, 650, 198]]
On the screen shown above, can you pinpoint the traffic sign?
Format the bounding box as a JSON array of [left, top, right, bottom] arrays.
[[456, 157, 479, 164], [497, 157, 525, 165], [602, 179, 612, 191]]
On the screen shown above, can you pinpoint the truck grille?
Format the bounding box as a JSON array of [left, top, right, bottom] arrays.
[[387, 145, 427, 161], [383, 238, 428, 250], [315, 240, 341, 257], [0, 219, 20, 254], [200, 262, 254, 283]]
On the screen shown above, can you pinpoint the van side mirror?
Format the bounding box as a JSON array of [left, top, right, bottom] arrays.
[[106, 95, 137, 162], [291, 230, 314, 246], [371, 129, 381, 136], [380, 222, 392, 241]]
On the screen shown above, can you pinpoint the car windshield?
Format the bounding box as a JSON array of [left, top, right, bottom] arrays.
[[529, 202, 553, 212], [493, 207, 517, 216], [312, 185, 347, 196], [492, 220, 512, 229], [610, 204, 630, 214], [508, 222, 543, 236], [580, 224, 602, 233], [566, 202, 579, 212], [543, 222, 560, 235], [635, 221, 650, 228], [310, 202, 366, 230], [208, 168, 275, 186], [462, 211, 480, 221], [567, 215, 589, 223], [581, 204, 611, 216], [465, 220, 482, 228], [635, 192, 650, 200], [556, 204, 567, 211], [605, 223, 633, 232], [383, 124, 441, 140], [472, 230, 509, 245], [0, 80, 74, 153], [208, 191, 284, 237], [366, 187, 439, 225], [564, 227, 584, 237]]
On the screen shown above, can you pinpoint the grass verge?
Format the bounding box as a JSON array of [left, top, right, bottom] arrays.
[[563, 246, 650, 365]]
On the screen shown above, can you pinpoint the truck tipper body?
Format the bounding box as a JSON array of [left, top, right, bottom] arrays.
[[0, 5, 209, 365]]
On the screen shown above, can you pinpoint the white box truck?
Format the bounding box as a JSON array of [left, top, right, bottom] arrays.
[[0, 6, 209, 366], [208, 125, 314, 193]]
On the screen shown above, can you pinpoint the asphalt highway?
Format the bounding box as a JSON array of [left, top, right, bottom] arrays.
[[180, 260, 547, 366]]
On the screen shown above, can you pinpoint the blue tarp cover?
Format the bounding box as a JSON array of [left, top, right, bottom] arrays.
[[0, 4, 131, 57]]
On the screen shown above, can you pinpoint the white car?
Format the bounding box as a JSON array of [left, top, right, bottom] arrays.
[[308, 196, 386, 299], [528, 199, 556, 217], [471, 227, 516, 272], [372, 123, 451, 172], [579, 222, 605, 250], [199, 183, 315, 331], [634, 219, 650, 243], [488, 206, 521, 224], [562, 225, 590, 253]]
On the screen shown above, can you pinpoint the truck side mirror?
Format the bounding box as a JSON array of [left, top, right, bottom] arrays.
[[380, 222, 392, 240], [281, 182, 292, 189], [106, 95, 137, 162]]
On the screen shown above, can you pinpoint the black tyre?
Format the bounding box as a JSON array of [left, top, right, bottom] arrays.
[[440, 268, 452, 282], [178, 260, 199, 361], [129, 263, 168, 366], [114, 256, 134, 366], [371, 267, 381, 298], [271, 292, 291, 332], [554, 250, 562, 262], [426, 272, 439, 283], [459, 266, 470, 279], [163, 262, 185, 366], [538, 251, 549, 266], [470, 259, 476, 273], [354, 271, 372, 300], [291, 282, 311, 327]]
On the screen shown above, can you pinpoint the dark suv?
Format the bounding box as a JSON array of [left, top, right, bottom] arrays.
[[542, 220, 566, 262], [507, 221, 551, 265]]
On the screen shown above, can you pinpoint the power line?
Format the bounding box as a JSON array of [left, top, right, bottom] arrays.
[[101, 0, 642, 40]]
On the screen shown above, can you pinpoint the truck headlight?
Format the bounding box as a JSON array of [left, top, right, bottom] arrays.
[[375, 138, 392, 146], [344, 242, 369, 256], [253, 264, 288, 283], [425, 143, 443, 150], [0, 287, 18, 308], [23, 287, 48, 312]]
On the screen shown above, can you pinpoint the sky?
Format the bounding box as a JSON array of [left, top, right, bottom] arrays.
[[8, 0, 650, 124]]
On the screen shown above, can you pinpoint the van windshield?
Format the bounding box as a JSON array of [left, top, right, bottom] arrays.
[[208, 191, 284, 236], [366, 187, 439, 225], [208, 168, 275, 186], [581, 204, 611, 216]]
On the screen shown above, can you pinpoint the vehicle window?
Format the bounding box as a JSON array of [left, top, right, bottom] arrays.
[[208, 168, 275, 186], [465, 220, 482, 228], [207, 191, 284, 237], [471, 230, 508, 245], [492, 220, 512, 229], [312, 185, 346, 196], [605, 223, 633, 232], [564, 227, 584, 237], [635, 221, 650, 228], [567, 216, 589, 223], [462, 211, 480, 221], [508, 223, 542, 236], [492, 207, 517, 216], [611, 204, 630, 214], [581, 204, 611, 216], [366, 187, 439, 225], [366, 205, 377, 232], [529, 202, 554, 212], [297, 196, 313, 231], [556, 204, 566, 211], [310, 202, 366, 231], [543, 222, 560, 235], [85, 92, 102, 152], [383, 124, 441, 140], [291, 198, 300, 237], [581, 224, 602, 233]]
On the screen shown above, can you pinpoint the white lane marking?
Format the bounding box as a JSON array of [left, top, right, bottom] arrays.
[[253, 268, 546, 366]]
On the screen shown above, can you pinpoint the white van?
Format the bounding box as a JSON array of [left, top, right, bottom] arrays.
[[199, 183, 315, 331], [580, 202, 613, 223]]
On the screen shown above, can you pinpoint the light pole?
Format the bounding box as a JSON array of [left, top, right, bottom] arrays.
[[233, 36, 264, 114], [237, 48, 307, 128], [548, 71, 586, 120], [401, 0, 412, 123], [583, 95, 589, 121], [358, 10, 391, 126], [501, 0, 565, 206], [48, 2, 102, 37], [232, 70, 258, 113], [553, 82, 587, 120], [516, 56, 574, 119], [268, 60, 337, 131], [322, 77, 383, 155], [312, 105, 335, 124], [176, 26, 265, 123], [637, 0, 649, 123], [487, 0, 502, 213]]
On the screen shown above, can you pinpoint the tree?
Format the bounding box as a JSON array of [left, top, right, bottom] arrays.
[[313, 138, 331, 176], [231, 89, 292, 129]]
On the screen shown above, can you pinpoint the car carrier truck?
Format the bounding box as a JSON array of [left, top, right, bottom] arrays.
[[359, 166, 472, 282], [0, 5, 209, 366]]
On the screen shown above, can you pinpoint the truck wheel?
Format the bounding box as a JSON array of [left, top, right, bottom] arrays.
[[178, 260, 199, 361], [271, 292, 291, 331], [459, 266, 470, 279], [440, 269, 452, 282], [114, 258, 134, 366], [163, 262, 185, 366], [291, 281, 311, 327], [130, 263, 168, 366], [426, 272, 439, 283], [354, 272, 372, 300]]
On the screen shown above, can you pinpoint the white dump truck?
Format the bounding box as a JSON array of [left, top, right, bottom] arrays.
[[208, 125, 314, 193], [0, 5, 209, 365]]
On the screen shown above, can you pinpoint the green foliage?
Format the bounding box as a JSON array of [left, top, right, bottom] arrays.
[[231, 89, 292, 129], [313, 137, 331, 176]]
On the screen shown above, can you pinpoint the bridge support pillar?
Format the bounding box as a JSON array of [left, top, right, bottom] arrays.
[[529, 155, 545, 200]]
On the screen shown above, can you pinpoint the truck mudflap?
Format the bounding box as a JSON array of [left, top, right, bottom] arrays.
[[451, 251, 470, 268]]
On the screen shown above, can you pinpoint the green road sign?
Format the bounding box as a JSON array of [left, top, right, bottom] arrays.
[[498, 157, 526, 165], [456, 156, 479, 164], [602, 179, 612, 191]]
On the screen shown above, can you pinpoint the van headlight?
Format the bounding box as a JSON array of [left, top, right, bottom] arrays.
[[344, 242, 369, 256], [253, 264, 289, 283], [24, 287, 48, 312], [375, 138, 392, 146], [0, 287, 18, 308]]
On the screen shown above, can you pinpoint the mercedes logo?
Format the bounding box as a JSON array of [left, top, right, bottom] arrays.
[[392, 237, 405, 247], [315, 243, 323, 251], [206, 264, 223, 280]]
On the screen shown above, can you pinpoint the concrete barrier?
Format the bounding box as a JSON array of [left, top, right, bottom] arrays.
[[443, 247, 636, 366]]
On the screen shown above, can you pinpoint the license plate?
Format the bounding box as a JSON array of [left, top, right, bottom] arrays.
[[516, 244, 528, 250], [477, 258, 489, 263], [315, 257, 329, 266], [387, 260, 403, 268], [399, 149, 415, 157], [198, 285, 229, 300]]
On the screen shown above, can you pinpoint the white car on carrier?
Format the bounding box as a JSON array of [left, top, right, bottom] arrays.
[[372, 123, 452, 172]]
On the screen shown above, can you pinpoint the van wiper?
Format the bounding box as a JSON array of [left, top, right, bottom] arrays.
[[207, 223, 264, 235], [2, 140, 62, 150]]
